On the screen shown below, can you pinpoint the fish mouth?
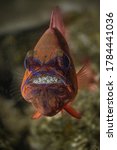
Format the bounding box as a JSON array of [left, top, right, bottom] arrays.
[[28, 70, 66, 85], [32, 75, 62, 84], [21, 70, 71, 108], [21, 69, 67, 97]]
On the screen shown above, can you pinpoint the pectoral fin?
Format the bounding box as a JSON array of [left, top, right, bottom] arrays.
[[64, 104, 81, 119], [77, 62, 98, 91], [32, 111, 42, 119]]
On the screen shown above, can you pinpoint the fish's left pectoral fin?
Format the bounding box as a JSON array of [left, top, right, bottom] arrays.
[[32, 111, 42, 119], [76, 62, 98, 92], [64, 104, 81, 119]]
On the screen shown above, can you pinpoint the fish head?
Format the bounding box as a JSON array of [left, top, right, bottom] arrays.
[[21, 28, 76, 116]]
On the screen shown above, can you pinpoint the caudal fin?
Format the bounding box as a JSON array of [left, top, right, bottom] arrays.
[[50, 6, 65, 37]]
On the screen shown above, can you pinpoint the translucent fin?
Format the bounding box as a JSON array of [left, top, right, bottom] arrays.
[[50, 6, 65, 37], [32, 111, 42, 119], [10, 68, 24, 103], [77, 62, 98, 91], [64, 104, 81, 119]]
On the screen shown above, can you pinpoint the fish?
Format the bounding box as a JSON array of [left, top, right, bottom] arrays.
[[21, 7, 97, 120]]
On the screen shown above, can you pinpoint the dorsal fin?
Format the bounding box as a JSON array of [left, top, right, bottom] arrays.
[[49, 6, 65, 38]]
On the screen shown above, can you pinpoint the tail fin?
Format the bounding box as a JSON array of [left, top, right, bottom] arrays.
[[50, 6, 65, 37]]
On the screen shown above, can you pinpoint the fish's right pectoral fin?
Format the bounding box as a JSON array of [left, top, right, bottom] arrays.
[[32, 111, 42, 119]]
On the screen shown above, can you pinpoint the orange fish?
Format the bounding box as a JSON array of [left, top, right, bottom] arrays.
[[21, 7, 96, 119]]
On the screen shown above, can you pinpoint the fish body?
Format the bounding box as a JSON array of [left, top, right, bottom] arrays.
[[21, 7, 96, 119]]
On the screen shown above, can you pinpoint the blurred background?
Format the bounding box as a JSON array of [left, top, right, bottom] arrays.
[[0, 0, 99, 150]]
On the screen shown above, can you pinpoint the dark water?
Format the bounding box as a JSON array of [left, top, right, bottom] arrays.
[[0, 0, 99, 150]]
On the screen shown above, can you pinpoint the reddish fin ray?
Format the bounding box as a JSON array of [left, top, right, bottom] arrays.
[[77, 62, 98, 91], [32, 111, 42, 119], [64, 104, 81, 119], [50, 6, 65, 37]]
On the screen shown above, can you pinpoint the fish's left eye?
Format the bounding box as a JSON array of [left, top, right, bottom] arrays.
[[57, 54, 70, 70]]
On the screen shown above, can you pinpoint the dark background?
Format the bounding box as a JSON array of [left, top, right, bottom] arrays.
[[0, 0, 99, 150]]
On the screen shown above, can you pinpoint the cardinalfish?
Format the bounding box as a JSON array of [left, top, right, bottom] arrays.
[[21, 7, 97, 119]]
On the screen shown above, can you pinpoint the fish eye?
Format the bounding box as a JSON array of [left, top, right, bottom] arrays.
[[24, 50, 41, 71], [57, 54, 70, 70]]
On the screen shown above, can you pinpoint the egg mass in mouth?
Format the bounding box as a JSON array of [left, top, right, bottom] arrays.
[[32, 75, 61, 84]]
